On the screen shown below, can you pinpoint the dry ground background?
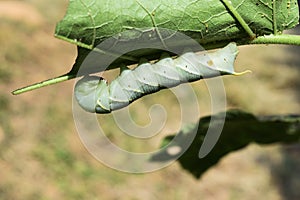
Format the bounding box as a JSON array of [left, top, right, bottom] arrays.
[[0, 0, 300, 199]]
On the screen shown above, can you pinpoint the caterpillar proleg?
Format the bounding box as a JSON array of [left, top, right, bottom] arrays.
[[75, 42, 247, 113]]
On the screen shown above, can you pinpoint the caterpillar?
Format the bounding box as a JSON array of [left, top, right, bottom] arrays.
[[75, 42, 247, 113]]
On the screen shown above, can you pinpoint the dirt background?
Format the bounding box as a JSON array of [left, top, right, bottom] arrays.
[[0, 0, 300, 199]]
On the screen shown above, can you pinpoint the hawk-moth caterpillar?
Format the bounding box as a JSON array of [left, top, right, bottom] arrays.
[[75, 42, 247, 113]]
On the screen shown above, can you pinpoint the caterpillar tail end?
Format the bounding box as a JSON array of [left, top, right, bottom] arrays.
[[233, 69, 252, 76]]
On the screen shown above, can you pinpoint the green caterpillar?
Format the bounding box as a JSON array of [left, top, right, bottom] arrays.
[[75, 42, 247, 113]]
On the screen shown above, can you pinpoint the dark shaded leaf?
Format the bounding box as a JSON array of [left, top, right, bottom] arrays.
[[152, 109, 300, 178]]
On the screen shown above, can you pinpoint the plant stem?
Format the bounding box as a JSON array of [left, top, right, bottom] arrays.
[[12, 73, 76, 95], [250, 34, 300, 46], [220, 0, 256, 39]]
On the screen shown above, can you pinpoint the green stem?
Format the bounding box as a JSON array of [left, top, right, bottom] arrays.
[[250, 34, 300, 46], [12, 73, 76, 95], [220, 0, 256, 39]]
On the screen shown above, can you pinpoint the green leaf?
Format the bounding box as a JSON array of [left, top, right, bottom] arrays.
[[151, 109, 300, 178], [56, 0, 299, 48], [55, 0, 299, 75]]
